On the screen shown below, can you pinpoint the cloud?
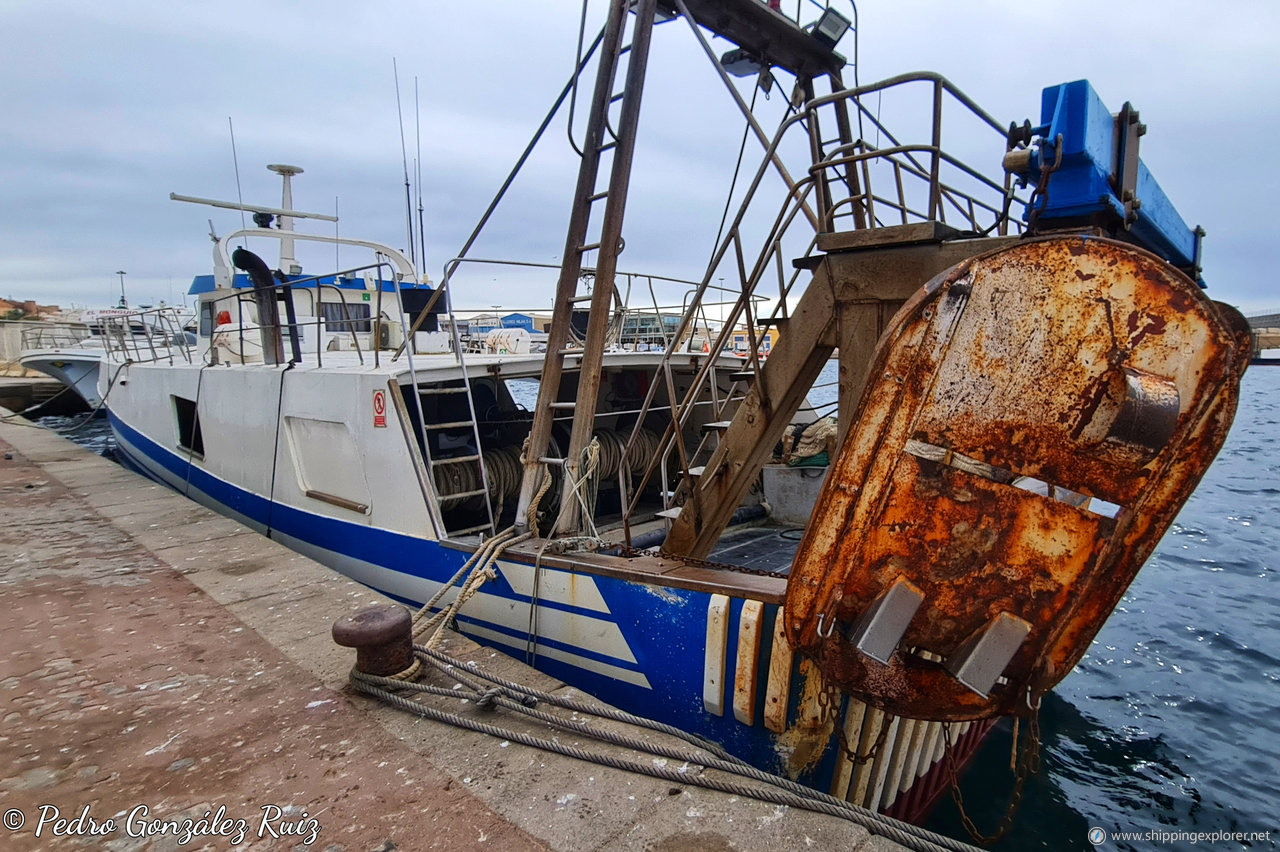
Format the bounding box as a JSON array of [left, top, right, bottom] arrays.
[[1, 1, 1276, 312]]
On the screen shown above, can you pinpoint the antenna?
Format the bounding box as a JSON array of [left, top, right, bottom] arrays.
[[415, 75, 427, 284], [393, 58, 415, 266], [228, 117, 248, 246]]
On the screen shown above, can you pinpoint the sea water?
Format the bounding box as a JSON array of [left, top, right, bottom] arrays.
[[47, 364, 1277, 850], [921, 367, 1280, 851], [36, 413, 115, 457]]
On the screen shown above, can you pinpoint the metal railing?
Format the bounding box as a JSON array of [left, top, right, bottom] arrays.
[[19, 321, 96, 351], [609, 71, 1029, 536], [194, 261, 421, 369], [99, 308, 194, 366], [806, 72, 1027, 234]]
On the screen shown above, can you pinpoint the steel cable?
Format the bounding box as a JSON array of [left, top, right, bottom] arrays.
[[350, 645, 980, 852]]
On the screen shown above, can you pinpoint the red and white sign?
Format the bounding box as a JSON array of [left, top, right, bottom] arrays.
[[372, 389, 387, 428]]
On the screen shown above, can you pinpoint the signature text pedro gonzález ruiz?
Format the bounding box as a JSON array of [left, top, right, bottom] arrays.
[[11, 803, 320, 846]]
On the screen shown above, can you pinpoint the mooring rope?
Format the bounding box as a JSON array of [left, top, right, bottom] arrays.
[[408, 526, 534, 654], [349, 644, 980, 852]]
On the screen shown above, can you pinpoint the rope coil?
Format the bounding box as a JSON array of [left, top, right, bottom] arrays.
[[349, 642, 982, 852]]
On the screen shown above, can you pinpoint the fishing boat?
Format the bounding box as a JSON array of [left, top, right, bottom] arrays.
[[98, 0, 1249, 831]]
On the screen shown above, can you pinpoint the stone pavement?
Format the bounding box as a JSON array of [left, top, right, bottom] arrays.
[[0, 415, 909, 852]]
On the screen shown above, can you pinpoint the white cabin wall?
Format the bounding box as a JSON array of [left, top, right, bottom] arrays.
[[195, 366, 287, 502], [108, 360, 435, 543], [271, 369, 436, 539]]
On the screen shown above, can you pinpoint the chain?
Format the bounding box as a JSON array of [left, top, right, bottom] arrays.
[[1025, 132, 1063, 234], [616, 545, 781, 578], [941, 700, 1042, 847], [815, 636, 892, 766]]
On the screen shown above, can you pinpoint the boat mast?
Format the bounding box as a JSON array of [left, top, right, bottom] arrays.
[[513, 0, 856, 541], [267, 163, 304, 274]]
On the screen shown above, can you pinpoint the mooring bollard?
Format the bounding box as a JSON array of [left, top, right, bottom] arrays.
[[332, 605, 413, 676]]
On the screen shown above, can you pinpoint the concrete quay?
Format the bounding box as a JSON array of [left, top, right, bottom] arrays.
[[0, 415, 912, 852]]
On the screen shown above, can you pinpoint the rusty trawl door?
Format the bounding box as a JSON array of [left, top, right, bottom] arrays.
[[784, 236, 1250, 721]]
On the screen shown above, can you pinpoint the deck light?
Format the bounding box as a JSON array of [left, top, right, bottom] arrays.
[[813, 7, 851, 48], [719, 47, 762, 78]]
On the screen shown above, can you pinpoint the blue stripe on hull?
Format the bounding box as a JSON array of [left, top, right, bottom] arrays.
[[106, 410, 833, 783]]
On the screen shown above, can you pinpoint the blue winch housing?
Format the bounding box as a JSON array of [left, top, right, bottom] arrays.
[[1011, 80, 1205, 286]]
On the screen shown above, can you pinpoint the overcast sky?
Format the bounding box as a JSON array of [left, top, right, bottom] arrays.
[[3, 1, 1277, 315]]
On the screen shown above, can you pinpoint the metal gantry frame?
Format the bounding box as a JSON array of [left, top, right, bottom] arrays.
[[442, 1, 1029, 548]]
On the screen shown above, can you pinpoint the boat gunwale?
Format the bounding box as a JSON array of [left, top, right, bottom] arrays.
[[439, 534, 788, 605]]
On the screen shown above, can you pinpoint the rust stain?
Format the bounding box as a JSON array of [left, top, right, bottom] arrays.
[[776, 659, 836, 778], [1126, 309, 1168, 349], [784, 235, 1248, 721]]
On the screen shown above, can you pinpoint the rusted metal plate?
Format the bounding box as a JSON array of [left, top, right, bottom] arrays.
[[785, 236, 1250, 720]]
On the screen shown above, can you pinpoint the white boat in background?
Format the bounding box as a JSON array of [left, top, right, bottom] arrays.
[[19, 306, 194, 409], [19, 321, 106, 408]]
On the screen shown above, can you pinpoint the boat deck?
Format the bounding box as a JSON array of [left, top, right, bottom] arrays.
[[708, 522, 803, 576]]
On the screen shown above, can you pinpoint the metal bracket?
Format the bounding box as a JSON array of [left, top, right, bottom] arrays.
[[1112, 101, 1145, 227], [944, 612, 1032, 697], [845, 576, 924, 664]]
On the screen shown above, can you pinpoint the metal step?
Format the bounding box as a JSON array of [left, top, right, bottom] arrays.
[[443, 523, 493, 538], [423, 420, 475, 430], [431, 454, 481, 467]]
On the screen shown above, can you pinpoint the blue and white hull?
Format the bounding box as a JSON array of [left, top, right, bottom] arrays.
[[108, 401, 810, 773]]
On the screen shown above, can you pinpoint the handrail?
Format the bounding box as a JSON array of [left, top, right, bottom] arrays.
[[98, 308, 194, 366], [610, 71, 1028, 535], [19, 322, 94, 350]]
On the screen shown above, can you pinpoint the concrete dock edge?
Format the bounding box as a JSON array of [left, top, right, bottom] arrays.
[[0, 413, 909, 851]]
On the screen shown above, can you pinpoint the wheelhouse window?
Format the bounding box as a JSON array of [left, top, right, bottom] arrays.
[[199, 302, 215, 336], [319, 302, 372, 333]]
